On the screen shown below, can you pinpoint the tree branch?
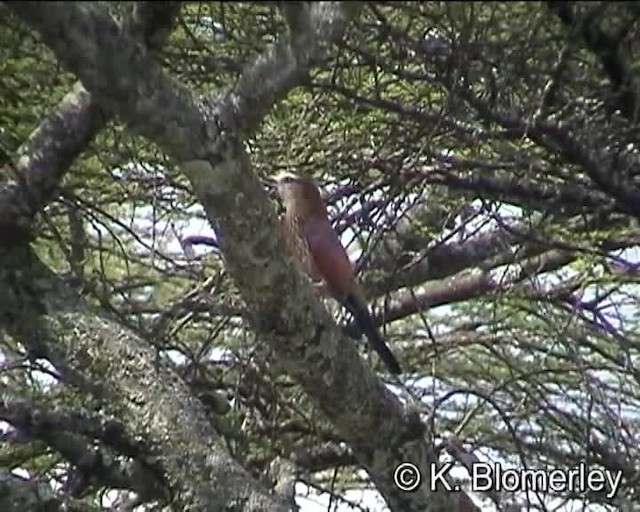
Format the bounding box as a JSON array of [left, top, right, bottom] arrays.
[[7, 3, 475, 510], [0, 2, 181, 243], [460, 86, 640, 223], [548, 1, 640, 123], [0, 247, 291, 511], [1, 398, 165, 501], [216, 1, 363, 135]]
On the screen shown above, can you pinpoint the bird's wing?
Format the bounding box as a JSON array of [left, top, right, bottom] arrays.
[[303, 222, 355, 301]]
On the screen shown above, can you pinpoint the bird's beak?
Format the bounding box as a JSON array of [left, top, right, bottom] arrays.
[[260, 177, 278, 199]]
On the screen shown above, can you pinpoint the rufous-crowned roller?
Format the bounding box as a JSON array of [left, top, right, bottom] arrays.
[[273, 172, 401, 375]]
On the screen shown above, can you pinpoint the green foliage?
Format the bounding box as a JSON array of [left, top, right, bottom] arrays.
[[3, 2, 640, 510], [0, 10, 75, 156]]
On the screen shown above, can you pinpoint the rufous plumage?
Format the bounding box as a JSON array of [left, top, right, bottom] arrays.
[[273, 172, 401, 375]]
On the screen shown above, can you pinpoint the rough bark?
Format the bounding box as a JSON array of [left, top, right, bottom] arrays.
[[7, 2, 478, 510], [0, 247, 292, 512], [0, 2, 181, 243]]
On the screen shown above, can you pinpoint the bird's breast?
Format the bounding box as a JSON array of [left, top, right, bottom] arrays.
[[282, 215, 323, 282]]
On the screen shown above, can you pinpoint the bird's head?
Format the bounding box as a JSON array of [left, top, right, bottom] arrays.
[[271, 171, 318, 198], [273, 170, 311, 187], [269, 172, 326, 216]]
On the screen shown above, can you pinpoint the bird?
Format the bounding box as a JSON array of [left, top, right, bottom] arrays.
[[271, 171, 402, 375]]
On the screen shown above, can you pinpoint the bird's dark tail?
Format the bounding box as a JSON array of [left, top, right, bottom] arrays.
[[343, 294, 401, 375]]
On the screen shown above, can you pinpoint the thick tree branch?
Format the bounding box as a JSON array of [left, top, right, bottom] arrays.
[[0, 247, 291, 512], [0, 84, 106, 244], [0, 2, 181, 243], [1, 398, 164, 501], [7, 3, 479, 511], [354, 232, 639, 333], [6, 2, 360, 162], [364, 215, 573, 298], [217, 1, 363, 136]]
